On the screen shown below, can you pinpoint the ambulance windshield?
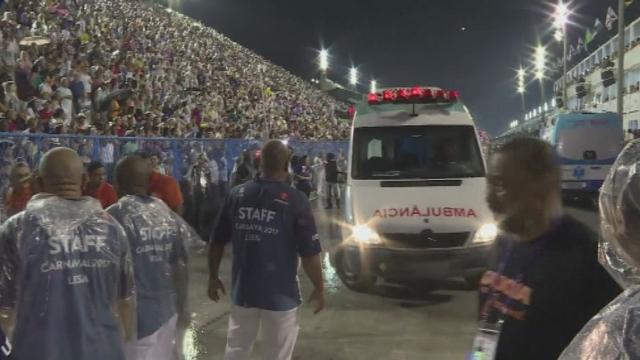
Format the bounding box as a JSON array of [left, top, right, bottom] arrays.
[[351, 125, 485, 180]]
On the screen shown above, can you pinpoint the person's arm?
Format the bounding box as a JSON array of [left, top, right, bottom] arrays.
[[208, 242, 226, 301], [171, 216, 201, 328], [585, 246, 622, 316], [172, 258, 189, 324], [294, 196, 325, 313], [116, 224, 136, 342], [541, 235, 621, 360], [118, 298, 135, 341], [301, 254, 324, 314], [208, 195, 233, 302], [171, 220, 194, 360], [0, 217, 20, 337]]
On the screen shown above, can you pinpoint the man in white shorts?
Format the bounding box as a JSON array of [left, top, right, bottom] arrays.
[[209, 140, 325, 360]]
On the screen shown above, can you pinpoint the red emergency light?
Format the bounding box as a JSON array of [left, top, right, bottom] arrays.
[[368, 87, 460, 105], [397, 88, 411, 100], [382, 89, 397, 101], [423, 88, 433, 99]]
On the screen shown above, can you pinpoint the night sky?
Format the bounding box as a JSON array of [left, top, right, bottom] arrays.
[[176, 0, 618, 136]]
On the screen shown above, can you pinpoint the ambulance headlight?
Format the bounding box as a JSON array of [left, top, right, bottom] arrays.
[[472, 223, 498, 245], [352, 224, 382, 245]]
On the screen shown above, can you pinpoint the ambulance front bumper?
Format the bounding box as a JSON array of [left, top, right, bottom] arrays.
[[333, 243, 492, 282]]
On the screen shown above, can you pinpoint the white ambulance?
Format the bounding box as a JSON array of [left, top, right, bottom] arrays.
[[332, 86, 496, 291]]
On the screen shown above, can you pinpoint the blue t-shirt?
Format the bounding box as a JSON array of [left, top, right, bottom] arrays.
[[212, 178, 321, 311], [107, 195, 196, 338], [0, 194, 135, 360]]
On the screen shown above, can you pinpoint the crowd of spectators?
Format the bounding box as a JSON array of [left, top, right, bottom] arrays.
[[0, 0, 351, 141]]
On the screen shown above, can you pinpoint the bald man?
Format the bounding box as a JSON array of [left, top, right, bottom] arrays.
[[107, 155, 200, 360], [209, 140, 325, 360], [0, 147, 136, 360]]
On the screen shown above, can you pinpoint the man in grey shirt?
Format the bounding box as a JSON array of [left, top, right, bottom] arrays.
[[0, 147, 136, 360], [108, 155, 199, 360]]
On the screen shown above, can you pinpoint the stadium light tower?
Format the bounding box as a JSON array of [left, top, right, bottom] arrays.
[[552, 0, 571, 107], [370, 79, 377, 93], [319, 49, 329, 72], [349, 67, 358, 88], [534, 46, 546, 80], [517, 67, 526, 115], [534, 45, 547, 100], [517, 68, 526, 94]]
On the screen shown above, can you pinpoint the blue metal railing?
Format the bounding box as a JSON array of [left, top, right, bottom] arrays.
[[0, 133, 348, 219]]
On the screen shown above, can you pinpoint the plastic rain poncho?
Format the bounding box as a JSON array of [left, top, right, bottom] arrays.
[[560, 140, 640, 359], [106, 195, 201, 339], [0, 193, 136, 360]]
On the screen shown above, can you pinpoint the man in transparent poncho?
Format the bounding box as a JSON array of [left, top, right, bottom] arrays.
[[561, 140, 640, 359], [0, 147, 136, 360], [107, 155, 200, 360]]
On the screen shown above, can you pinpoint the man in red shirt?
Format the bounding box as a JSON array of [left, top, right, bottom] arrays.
[[139, 152, 183, 214], [84, 161, 118, 208], [4, 162, 33, 218]]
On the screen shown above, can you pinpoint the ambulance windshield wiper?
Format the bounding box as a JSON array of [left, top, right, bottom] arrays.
[[371, 170, 401, 177]]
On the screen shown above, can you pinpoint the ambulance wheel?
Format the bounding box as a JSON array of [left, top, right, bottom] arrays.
[[335, 248, 376, 292]]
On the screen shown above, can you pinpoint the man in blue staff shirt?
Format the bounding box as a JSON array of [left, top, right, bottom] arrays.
[[108, 155, 200, 360], [209, 140, 325, 360], [0, 147, 136, 360]]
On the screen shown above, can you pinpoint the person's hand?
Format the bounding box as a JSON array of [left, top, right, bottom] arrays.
[[307, 288, 325, 314], [208, 277, 226, 302]]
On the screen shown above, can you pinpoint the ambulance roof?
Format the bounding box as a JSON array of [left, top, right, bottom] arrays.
[[354, 101, 475, 128], [353, 86, 475, 128]]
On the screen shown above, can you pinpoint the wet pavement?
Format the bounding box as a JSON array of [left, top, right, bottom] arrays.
[[181, 203, 599, 360]]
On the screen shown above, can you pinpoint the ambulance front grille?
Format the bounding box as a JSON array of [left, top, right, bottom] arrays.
[[382, 232, 470, 249]]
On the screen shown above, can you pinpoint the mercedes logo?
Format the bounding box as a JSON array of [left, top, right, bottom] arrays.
[[421, 229, 437, 242]]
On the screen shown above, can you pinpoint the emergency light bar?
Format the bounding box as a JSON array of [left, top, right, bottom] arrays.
[[368, 87, 460, 105]]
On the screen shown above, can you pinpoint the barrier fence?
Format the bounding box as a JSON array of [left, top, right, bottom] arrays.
[[0, 133, 348, 225]]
